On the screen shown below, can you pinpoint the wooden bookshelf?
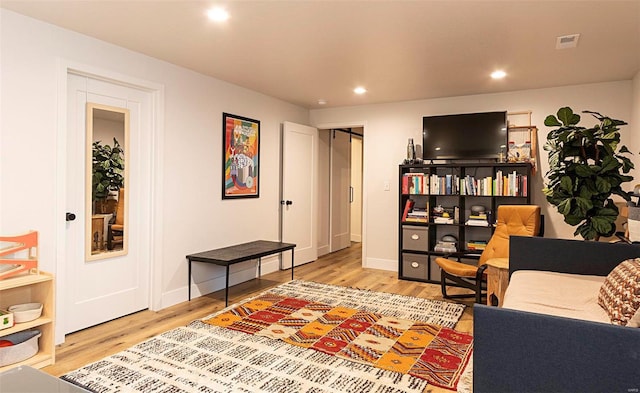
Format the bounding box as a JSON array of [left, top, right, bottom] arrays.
[[0, 272, 55, 372]]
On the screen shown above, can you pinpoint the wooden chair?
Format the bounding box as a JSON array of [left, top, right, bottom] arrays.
[[107, 188, 125, 250], [435, 205, 541, 303]]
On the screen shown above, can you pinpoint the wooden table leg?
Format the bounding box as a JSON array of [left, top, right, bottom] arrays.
[[487, 263, 510, 307]]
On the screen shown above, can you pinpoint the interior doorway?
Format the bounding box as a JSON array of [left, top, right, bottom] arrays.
[[318, 127, 363, 256], [55, 61, 163, 344]]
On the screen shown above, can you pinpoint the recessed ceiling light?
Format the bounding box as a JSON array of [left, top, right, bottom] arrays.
[[317, 99, 327, 105], [207, 7, 230, 22], [491, 70, 507, 79], [354, 86, 367, 95]]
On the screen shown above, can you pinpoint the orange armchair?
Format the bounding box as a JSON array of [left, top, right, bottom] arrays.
[[435, 205, 541, 303]]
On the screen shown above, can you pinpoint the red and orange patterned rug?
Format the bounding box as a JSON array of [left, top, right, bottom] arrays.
[[204, 292, 473, 391]]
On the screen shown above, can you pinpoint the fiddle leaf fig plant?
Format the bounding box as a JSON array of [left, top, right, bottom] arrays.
[[92, 138, 124, 202], [543, 107, 634, 240]]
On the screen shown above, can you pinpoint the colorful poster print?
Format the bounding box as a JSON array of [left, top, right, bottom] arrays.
[[222, 113, 260, 199]]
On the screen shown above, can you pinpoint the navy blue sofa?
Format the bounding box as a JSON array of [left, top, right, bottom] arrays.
[[474, 236, 640, 393]]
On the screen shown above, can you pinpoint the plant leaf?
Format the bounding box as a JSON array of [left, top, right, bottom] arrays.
[[557, 107, 580, 126], [560, 176, 573, 193], [557, 198, 572, 216], [595, 176, 611, 193], [574, 164, 594, 177], [544, 115, 561, 127]]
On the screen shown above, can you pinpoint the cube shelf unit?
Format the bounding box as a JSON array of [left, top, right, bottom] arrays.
[[398, 162, 532, 283], [0, 272, 55, 371]]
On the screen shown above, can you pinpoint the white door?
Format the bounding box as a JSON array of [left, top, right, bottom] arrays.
[[330, 130, 351, 252], [350, 135, 363, 242], [65, 73, 151, 334], [281, 121, 318, 267]]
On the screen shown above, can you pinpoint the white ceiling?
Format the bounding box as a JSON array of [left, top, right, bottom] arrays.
[[2, 1, 639, 109]]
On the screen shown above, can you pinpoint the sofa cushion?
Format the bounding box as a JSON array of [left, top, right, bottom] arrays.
[[597, 258, 640, 327], [503, 270, 609, 323]]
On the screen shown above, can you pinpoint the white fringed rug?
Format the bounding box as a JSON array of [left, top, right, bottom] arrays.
[[61, 280, 470, 393]]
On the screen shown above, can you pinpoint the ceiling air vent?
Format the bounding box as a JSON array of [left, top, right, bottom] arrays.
[[556, 34, 580, 49]]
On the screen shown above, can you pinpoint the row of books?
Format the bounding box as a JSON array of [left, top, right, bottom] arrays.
[[401, 174, 429, 195], [401, 171, 528, 197], [461, 171, 528, 196], [466, 240, 488, 251]]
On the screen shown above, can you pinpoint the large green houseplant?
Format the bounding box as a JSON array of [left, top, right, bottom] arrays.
[[92, 138, 124, 203], [543, 107, 634, 240]]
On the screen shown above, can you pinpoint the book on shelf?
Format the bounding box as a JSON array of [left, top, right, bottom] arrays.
[[434, 216, 454, 224], [406, 208, 428, 222], [402, 199, 414, 221], [434, 241, 457, 253], [466, 240, 488, 250], [403, 201, 429, 223], [402, 173, 429, 195], [409, 207, 428, 216], [427, 173, 460, 195], [465, 219, 489, 227]]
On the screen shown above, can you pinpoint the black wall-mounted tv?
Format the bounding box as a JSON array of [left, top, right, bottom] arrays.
[[422, 111, 508, 160]]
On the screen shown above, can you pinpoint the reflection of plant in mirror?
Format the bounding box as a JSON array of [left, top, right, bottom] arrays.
[[92, 138, 124, 202]]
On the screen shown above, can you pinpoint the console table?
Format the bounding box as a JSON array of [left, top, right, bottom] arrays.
[[186, 240, 296, 306]]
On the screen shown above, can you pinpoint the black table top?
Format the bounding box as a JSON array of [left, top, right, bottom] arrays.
[[186, 240, 296, 265]]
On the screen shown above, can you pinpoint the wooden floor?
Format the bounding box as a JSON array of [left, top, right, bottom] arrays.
[[44, 243, 475, 392]]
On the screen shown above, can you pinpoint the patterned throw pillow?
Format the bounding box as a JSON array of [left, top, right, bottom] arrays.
[[597, 258, 640, 327]]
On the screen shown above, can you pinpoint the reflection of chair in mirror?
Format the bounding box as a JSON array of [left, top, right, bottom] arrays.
[[107, 188, 124, 251], [435, 205, 541, 303]]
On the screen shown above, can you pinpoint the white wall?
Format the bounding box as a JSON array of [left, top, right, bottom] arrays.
[[310, 81, 634, 271], [0, 10, 309, 313]]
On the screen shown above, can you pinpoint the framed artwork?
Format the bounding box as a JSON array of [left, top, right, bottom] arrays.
[[222, 112, 260, 199]]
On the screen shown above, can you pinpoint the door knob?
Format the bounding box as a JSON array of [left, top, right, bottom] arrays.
[[280, 200, 293, 206], [66, 212, 76, 222]]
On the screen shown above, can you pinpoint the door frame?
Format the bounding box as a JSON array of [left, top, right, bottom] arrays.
[[55, 60, 165, 344], [314, 121, 367, 264], [329, 129, 352, 252]]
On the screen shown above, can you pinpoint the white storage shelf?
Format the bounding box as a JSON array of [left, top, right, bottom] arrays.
[[0, 272, 55, 372]]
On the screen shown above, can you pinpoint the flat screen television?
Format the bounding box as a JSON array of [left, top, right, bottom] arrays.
[[422, 111, 508, 160]]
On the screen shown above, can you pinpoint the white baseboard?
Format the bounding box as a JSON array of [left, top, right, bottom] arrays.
[[363, 257, 397, 272], [160, 255, 280, 309]]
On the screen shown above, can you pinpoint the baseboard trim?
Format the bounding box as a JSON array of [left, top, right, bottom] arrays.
[[161, 255, 279, 308], [363, 257, 396, 272]]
